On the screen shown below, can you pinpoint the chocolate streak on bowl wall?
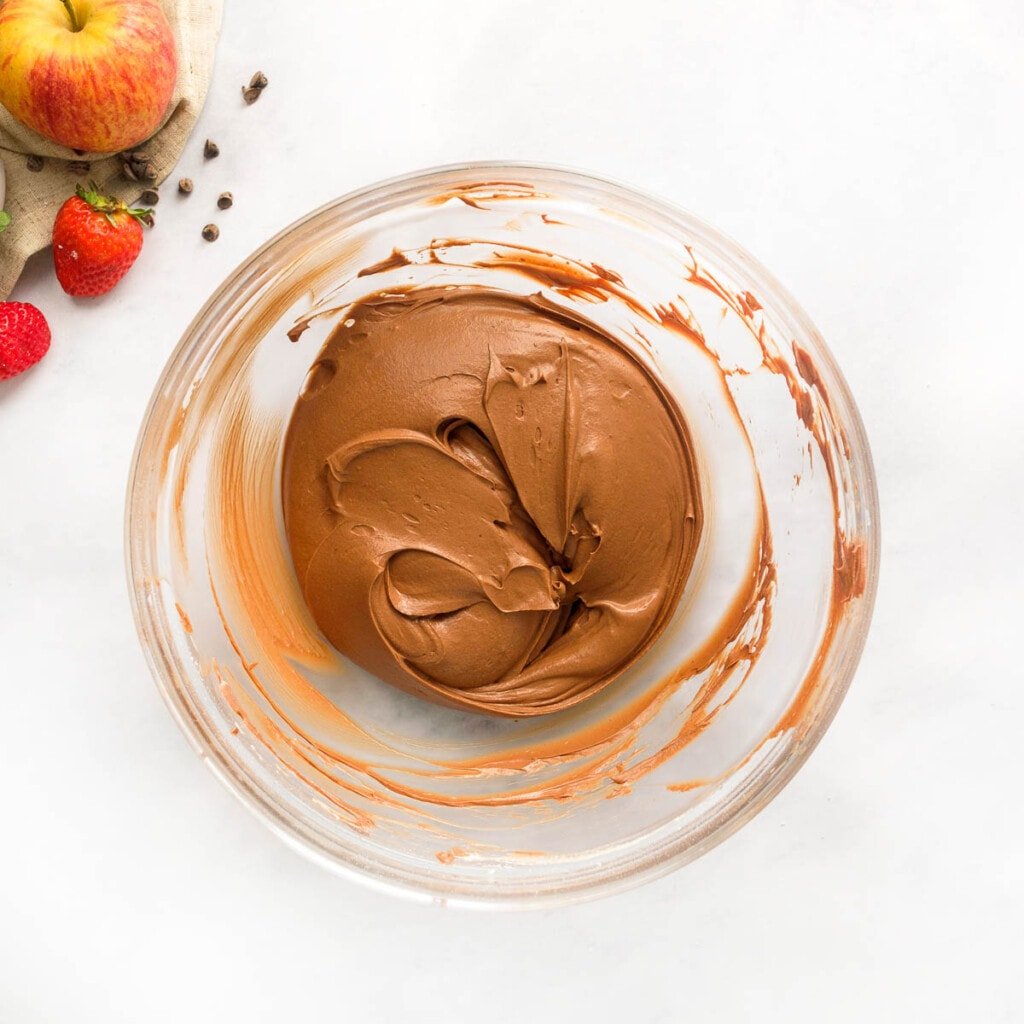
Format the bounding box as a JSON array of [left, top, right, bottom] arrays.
[[164, 180, 866, 835]]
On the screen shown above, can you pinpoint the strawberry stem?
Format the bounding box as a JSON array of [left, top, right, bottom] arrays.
[[59, 0, 81, 32], [75, 182, 154, 228]]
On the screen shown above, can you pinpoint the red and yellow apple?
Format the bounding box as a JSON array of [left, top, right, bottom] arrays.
[[0, 0, 177, 154]]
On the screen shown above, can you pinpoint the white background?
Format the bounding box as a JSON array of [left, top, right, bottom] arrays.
[[2, 1, 1022, 1020]]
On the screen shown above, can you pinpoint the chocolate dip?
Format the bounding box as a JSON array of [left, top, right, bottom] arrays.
[[282, 287, 702, 717]]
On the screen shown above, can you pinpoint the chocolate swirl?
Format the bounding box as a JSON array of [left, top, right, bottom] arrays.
[[282, 288, 702, 716]]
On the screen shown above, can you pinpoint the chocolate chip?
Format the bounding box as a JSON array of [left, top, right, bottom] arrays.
[[243, 70, 268, 104], [139, 188, 160, 205], [120, 150, 156, 183], [202, 223, 220, 242], [178, 178, 194, 195], [217, 191, 233, 210], [26, 154, 44, 172], [203, 139, 220, 160]]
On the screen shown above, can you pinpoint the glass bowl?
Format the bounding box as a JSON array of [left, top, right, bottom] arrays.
[[126, 162, 879, 908]]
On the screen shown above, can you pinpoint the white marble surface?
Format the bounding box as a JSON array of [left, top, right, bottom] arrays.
[[2, 1, 1022, 1020]]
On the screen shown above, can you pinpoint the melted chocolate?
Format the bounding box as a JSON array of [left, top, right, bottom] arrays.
[[282, 288, 702, 716]]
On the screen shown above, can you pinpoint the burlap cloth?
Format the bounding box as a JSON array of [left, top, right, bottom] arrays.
[[0, 0, 223, 299]]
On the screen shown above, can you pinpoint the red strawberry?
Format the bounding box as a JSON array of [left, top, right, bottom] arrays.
[[52, 183, 153, 297], [0, 302, 51, 381]]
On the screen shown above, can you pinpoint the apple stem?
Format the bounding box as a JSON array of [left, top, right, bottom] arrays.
[[59, 0, 82, 31]]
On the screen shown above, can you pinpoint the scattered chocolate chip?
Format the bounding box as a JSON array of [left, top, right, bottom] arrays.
[[137, 211, 156, 228], [139, 188, 160, 205], [120, 150, 157, 183], [26, 154, 44, 172], [243, 70, 268, 104], [203, 139, 220, 160], [202, 223, 220, 242], [178, 177, 194, 195], [217, 191, 233, 210], [67, 159, 91, 175]]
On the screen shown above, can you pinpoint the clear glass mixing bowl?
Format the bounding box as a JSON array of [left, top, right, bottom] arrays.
[[126, 163, 879, 907]]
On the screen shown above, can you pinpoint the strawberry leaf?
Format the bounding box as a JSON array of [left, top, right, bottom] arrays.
[[74, 182, 152, 228], [0, 211, 10, 233]]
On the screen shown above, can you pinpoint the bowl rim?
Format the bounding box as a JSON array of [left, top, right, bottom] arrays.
[[125, 160, 880, 909]]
